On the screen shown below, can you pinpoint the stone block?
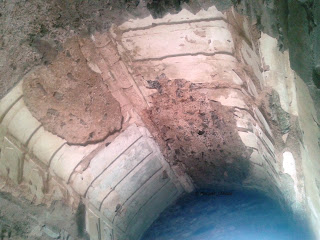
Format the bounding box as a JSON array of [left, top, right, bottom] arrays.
[[0, 124, 7, 147], [50, 143, 99, 183], [254, 126, 275, 157], [100, 155, 163, 220], [238, 131, 258, 149], [253, 107, 273, 138], [42, 225, 60, 239], [133, 54, 238, 85], [0, 81, 23, 121], [8, 105, 41, 145], [133, 54, 238, 83], [230, 70, 244, 85], [114, 170, 171, 231], [247, 77, 258, 97], [249, 149, 264, 166], [1, 98, 24, 128], [86, 208, 101, 240], [28, 127, 66, 166], [240, 41, 263, 88], [235, 116, 253, 130], [123, 86, 147, 111], [91, 32, 111, 47], [70, 124, 142, 195], [122, 21, 233, 61], [100, 44, 120, 66], [0, 137, 24, 184], [22, 157, 46, 204], [127, 182, 179, 239], [46, 176, 67, 203], [110, 61, 133, 89], [111, 90, 131, 108], [207, 88, 248, 109], [100, 221, 113, 240], [87, 138, 153, 210], [117, 6, 225, 31]]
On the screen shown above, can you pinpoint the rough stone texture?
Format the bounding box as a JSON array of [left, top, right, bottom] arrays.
[[232, 0, 320, 120], [23, 37, 122, 145], [0, 0, 148, 99], [0, 191, 84, 240], [144, 77, 251, 190]]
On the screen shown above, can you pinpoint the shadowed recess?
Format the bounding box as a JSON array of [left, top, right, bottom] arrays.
[[142, 190, 313, 240]]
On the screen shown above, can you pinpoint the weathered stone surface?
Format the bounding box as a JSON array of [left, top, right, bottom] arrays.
[[0, 137, 24, 184], [100, 156, 163, 221], [85, 208, 100, 240], [144, 78, 251, 189], [23, 37, 123, 145], [7, 103, 41, 145], [121, 21, 233, 61], [86, 138, 153, 209], [28, 126, 66, 166], [0, 81, 23, 121], [50, 143, 99, 183], [22, 157, 46, 204], [269, 90, 291, 134], [70, 124, 143, 196]]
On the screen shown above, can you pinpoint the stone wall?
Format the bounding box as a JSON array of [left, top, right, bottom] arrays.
[[0, 2, 319, 240], [0, 82, 190, 239]]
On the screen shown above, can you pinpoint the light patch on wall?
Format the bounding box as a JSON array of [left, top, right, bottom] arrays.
[[282, 151, 302, 203]]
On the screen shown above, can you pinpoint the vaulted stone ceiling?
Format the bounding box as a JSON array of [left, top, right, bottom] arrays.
[[0, 0, 319, 239]]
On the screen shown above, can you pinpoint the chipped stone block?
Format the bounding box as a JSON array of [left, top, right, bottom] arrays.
[[50, 143, 99, 183], [22, 157, 46, 204], [7, 104, 41, 145], [249, 149, 264, 166], [0, 137, 24, 184], [0, 81, 23, 121], [238, 131, 258, 149], [70, 124, 142, 195], [28, 127, 66, 166], [235, 115, 253, 130], [207, 88, 248, 109]]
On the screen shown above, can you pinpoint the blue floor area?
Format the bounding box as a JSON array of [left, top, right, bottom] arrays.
[[142, 190, 313, 240]]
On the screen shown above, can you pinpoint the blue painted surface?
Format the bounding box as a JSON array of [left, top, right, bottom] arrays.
[[142, 190, 313, 240]]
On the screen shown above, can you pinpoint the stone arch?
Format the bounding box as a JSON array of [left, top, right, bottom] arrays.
[[0, 3, 319, 240]]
